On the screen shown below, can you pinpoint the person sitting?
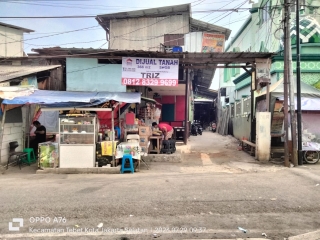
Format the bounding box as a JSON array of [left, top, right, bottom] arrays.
[[152, 122, 173, 140]]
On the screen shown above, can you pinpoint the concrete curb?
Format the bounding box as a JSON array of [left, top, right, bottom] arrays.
[[36, 166, 121, 174], [144, 153, 182, 162]]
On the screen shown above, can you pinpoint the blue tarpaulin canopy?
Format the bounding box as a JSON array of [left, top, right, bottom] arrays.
[[2, 90, 141, 107]]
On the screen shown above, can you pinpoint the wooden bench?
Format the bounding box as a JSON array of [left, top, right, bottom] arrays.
[[241, 140, 256, 156]]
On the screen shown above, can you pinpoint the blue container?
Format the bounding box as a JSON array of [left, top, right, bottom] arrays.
[[114, 126, 121, 139], [172, 46, 182, 52]]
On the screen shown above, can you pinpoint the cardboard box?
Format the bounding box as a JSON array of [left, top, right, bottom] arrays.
[[139, 136, 149, 145], [139, 126, 151, 136], [140, 145, 149, 153]]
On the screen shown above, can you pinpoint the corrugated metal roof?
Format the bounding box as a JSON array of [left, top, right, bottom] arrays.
[[0, 22, 34, 33], [30, 47, 275, 62], [97, 4, 190, 20], [190, 18, 231, 40], [0, 65, 61, 82]]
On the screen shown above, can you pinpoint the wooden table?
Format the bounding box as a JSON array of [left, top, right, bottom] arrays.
[[149, 136, 162, 154]]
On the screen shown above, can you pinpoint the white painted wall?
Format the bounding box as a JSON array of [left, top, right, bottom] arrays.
[[0, 25, 24, 57]]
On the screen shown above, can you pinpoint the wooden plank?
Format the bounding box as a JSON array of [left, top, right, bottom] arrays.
[[242, 140, 256, 147]]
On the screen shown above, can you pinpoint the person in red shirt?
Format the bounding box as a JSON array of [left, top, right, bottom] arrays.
[[152, 122, 173, 140]]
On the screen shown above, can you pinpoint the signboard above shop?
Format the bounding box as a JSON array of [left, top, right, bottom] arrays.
[[201, 32, 225, 53], [122, 57, 179, 87]]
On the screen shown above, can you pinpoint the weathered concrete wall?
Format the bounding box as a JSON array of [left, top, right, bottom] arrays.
[[1, 123, 24, 165], [66, 58, 125, 92], [232, 116, 251, 141]]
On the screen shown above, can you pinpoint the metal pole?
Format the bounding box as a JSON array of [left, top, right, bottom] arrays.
[[27, 105, 31, 148], [296, 0, 303, 165], [286, 0, 298, 166], [250, 71, 255, 142], [184, 69, 189, 145], [288, 18, 298, 167], [112, 109, 115, 167], [283, 0, 290, 167]]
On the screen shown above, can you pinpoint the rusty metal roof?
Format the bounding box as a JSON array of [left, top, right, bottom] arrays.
[[27, 48, 275, 90], [29, 47, 274, 64], [0, 65, 61, 82]]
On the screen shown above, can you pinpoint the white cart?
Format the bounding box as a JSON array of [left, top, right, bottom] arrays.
[[59, 114, 97, 168]]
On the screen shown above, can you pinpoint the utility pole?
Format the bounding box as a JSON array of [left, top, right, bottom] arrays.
[[283, 0, 290, 167], [288, 0, 298, 166], [296, 0, 303, 165]]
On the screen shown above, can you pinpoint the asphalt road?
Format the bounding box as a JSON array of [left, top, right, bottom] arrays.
[[0, 132, 320, 240]]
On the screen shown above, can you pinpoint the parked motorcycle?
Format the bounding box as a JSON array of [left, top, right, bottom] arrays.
[[193, 120, 203, 135], [211, 122, 216, 132], [191, 122, 198, 136]]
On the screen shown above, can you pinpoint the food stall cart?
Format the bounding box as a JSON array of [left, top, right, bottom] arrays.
[[0, 89, 141, 170], [59, 114, 97, 168]]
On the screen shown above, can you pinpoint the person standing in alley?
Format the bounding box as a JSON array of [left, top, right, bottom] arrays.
[[33, 121, 46, 158]]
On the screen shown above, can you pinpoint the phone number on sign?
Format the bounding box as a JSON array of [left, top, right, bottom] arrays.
[[122, 78, 178, 86]]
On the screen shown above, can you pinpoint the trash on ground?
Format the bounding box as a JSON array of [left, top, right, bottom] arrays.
[[129, 215, 134, 217], [238, 227, 247, 233], [316, 184, 319, 186], [262, 232, 267, 237], [75, 225, 80, 228], [270, 198, 277, 201], [97, 223, 103, 228], [153, 233, 161, 238]]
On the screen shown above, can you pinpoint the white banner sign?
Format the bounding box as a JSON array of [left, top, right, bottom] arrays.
[[122, 57, 179, 87]]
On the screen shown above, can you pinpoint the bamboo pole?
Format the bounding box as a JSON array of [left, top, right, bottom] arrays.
[[0, 105, 8, 165]]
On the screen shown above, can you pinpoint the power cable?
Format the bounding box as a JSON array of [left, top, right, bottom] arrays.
[[197, 0, 235, 21], [0, 25, 100, 45]]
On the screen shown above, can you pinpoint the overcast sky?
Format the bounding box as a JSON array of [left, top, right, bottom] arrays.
[[0, 0, 253, 89]]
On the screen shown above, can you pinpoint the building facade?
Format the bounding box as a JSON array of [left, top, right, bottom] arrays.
[[217, 0, 320, 141]]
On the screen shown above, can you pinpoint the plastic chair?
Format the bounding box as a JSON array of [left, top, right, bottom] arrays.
[[23, 148, 36, 164], [121, 154, 134, 173], [7, 141, 28, 170]]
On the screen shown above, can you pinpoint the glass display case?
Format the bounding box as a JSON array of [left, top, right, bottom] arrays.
[[59, 114, 97, 168]]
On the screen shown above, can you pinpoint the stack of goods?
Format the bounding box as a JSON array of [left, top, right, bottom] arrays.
[[139, 103, 156, 120], [138, 126, 152, 153]]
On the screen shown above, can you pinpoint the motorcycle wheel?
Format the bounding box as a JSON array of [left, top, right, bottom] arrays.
[[304, 151, 320, 164]]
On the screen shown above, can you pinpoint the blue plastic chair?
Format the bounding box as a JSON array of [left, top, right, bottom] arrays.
[[121, 154, 134, 174]]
